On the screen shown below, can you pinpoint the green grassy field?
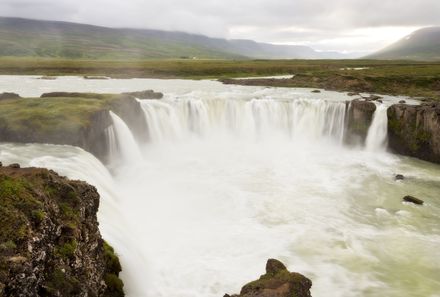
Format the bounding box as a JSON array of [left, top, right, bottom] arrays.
[[0, 58, 439, 99]]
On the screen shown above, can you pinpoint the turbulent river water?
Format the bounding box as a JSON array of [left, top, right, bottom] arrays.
[[1, 76, 440, 297]]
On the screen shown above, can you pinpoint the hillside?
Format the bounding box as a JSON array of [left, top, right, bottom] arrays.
[[367, 27, 440, 61], [0, 17, 354, 60]]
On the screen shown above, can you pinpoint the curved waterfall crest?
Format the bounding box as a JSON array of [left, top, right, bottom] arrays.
[[139, 97, 348, 144]]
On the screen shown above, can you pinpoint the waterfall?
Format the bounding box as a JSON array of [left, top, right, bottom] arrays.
[[105, 125, 119, 160], [366, 103, 389, 151], [139, 97, 347, 144], [109, 111, 143, 163]]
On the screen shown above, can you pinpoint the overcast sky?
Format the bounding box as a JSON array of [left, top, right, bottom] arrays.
[[1, 0, 439, 52]]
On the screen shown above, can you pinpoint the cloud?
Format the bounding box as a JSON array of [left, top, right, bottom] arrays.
[[1, 0, 439, 52]]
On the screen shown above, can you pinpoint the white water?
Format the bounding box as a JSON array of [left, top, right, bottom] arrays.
[[140, 98, 347, 144], [1, 76, 439, 297], [366, 104, 389, 152], [109, 111, 143, 164]]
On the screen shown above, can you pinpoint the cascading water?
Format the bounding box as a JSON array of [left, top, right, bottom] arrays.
[[105, 125, 119, 160], [366, 103, 389, 151], [109, 111, 143, 164], [1, 76, 439, 297], [139, 97, 347, 144]]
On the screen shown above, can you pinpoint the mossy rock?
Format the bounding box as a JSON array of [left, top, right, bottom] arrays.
[[227, 259, 312, 297]]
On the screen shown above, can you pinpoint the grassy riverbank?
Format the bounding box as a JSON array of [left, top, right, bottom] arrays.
[[0, 58, 439, 100]]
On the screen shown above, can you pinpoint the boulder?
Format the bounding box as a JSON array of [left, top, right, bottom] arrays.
[[311, 90, 321, 93], [83, 76, 109, 80], [395, 174, 405, 180], [38, 76, 57, 80], [403, 195, 424, 205], [0, 93, 21, 100], [362, 94, 383, 101], [399, 100, 406, 104], [347, 92, 359, 96], [8, 163, 20, 169], [225, 259, 312, 297]]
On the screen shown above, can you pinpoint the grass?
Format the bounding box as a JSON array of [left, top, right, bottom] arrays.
[[0, 58, 439, 99], [0, 93, 127, 143]]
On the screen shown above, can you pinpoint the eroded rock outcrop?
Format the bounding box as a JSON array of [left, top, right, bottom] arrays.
[[0, 166, 123, 296], [0, 92, 151, 162], [388, 102, 440, 163], [345, 99, 377, 145], [225, 259, 312, 297]]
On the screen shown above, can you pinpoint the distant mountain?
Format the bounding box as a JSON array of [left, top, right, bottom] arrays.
[[367, 27, 440, 61], [0, 17, 356, 60]]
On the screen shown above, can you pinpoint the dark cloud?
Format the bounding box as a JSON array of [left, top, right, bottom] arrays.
[[1, 0, 439, 52]]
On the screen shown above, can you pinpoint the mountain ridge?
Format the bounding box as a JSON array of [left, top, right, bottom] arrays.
[[0, 16, 358, 60], [367, 26, 440, 61]]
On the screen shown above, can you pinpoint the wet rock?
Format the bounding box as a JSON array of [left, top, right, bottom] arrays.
[[345, 99, 377, 145], [123, 90, 164, 99], [388, 102, 440, 164], [38, 76, 57, 80], [399, 100, 406, 104], [0, 92, 21, 100], [403, 195, 424, 205], [311, 90, 321, 93], [347, 92, 359, 96], [225, 259, 312, 297], [395, 174, 405, 180], [362, 94, 383, 101], [83, 76, 109, 80]]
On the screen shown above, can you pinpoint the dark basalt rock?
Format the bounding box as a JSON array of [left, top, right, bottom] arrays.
[[0, 93, 21, 100], [399, 100, 406, 104], [311, 90, 321, 93], [83, 76, 109, 80], [395, 174, 405, 180], [388, 102, 440, 164], [225, 259, 312, 297], [403, 195, 424, 205], [123, 90, 164, 99], [362, 94, 382, 101], [345, 99, 377, 145], [0, 166, 124, 296]]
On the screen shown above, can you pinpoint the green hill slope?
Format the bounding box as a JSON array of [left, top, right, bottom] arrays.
[[367, 27, 440, 61], [0, 17, 356, 60]]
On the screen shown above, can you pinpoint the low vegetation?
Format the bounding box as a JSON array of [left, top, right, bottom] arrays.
[[0, 93, 125, 142], [0, 58, 439, 100]]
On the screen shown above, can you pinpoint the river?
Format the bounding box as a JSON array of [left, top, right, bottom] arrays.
[[0, 76, 439, 297]]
